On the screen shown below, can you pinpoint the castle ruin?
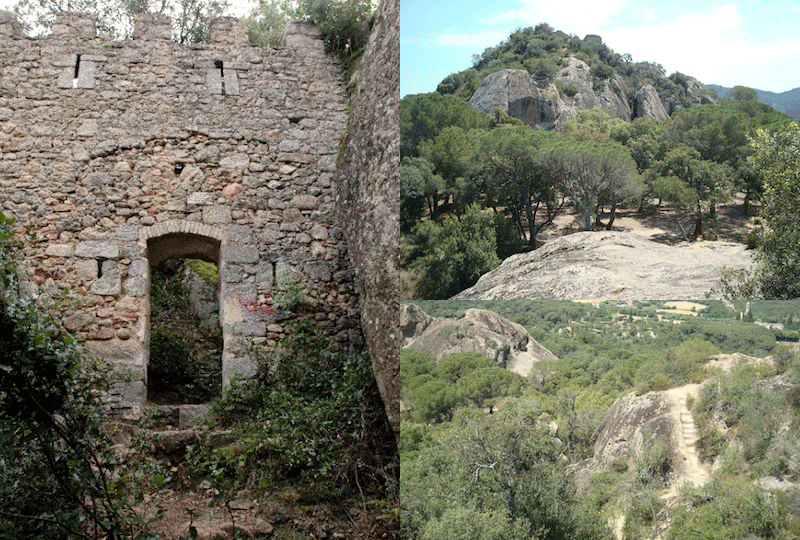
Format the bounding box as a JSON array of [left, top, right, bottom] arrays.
[[0, 10, 363, 416]]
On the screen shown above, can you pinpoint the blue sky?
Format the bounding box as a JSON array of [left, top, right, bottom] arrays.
[[401, 0, 800, 97]]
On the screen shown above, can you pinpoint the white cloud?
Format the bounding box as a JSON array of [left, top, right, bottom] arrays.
[[482, 0, 627, 36], [601, 4, 800, 91]]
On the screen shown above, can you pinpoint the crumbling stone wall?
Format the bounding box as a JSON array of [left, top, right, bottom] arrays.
[[0, 11, 359, 416], [335, 0, 400, 435]]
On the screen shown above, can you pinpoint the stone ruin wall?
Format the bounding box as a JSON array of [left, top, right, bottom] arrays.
[[0, 11, 360, 416]]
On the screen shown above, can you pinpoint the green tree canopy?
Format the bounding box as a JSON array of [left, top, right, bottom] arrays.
[[726, 85, 758, 101], [477, 125, 565, 248], [401, 93, 493, 158], [401, 403, 581, 540], [549, 139, 638, 231], [749, 122, 800, 298], [409, 205, 500, 299], [400, 156, 443, 229]]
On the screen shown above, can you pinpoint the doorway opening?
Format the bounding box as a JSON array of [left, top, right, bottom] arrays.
[[145, 230, 224, 406], [148, 258, 223, 404]]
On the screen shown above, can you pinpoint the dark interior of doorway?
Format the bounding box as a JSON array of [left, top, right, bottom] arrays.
[[148, 258, 223, 405]]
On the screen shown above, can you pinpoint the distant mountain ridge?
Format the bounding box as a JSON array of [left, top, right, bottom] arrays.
[[707, 83, 800, 119]]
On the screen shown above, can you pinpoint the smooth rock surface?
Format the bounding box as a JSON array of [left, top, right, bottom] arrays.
[[455, 231, 754, 301]]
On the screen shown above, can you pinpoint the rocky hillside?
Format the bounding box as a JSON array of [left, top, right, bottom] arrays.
[[436, 27, 715, 130], [401, 304, 557, 377], [468, 61, 708, 130], [454, 231, 754, 301]]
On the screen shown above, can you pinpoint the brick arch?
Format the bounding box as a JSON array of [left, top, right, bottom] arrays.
[[144, 221, 226, 267], [144, 222, 226, 404]]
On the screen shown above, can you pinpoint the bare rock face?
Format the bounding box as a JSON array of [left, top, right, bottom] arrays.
[[555, 57, 632, 125], [685, 77, 716, 106], [335, 0, 400, 435], [454, 231, 754, 301], [635, 83, 669, 121], [400, 303, 432, 341], [468, 69, 540, 117], [589, 391, 674, 472], [403, 306, 557, 377], [468, 60, 632, 130]]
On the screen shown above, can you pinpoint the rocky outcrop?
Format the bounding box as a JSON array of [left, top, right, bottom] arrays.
[[469, 62, 632, 130], [635, 83, 669, 121], [454, 231, 754, 301], [335, 0, 400, 435], [555, 57, 632, 124], [402, 306, 557, 377], [468, 61, 715, 130], [576, 385, 709, 493], [400, 303, 432, 341], [685, 77, 716, 106]]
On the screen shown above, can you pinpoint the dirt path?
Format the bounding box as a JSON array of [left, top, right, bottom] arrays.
[[662, 384, 710, 498], [541, 195, 759, 245]]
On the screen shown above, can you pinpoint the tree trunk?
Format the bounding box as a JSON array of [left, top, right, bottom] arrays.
[[583, 205, 593, 232], [675, 215, 690, 242], [525, 197, 536, 248], [606, 200, 618, 230], [692, 204, 703, 237], [743, 189, 751, 216]]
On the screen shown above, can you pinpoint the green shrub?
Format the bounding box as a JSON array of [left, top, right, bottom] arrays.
[[0, 212, 141, 538], [210, 319, 395, 495], [557, 80, 579, 97]]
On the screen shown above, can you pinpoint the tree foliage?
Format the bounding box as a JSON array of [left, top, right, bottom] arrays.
[[0, 213, 141, 539], [408, 205, 500, 299], [12, 0, 229, 41], [402, 403, 584, 540], [288, 0, 375, 68], [749, 121, 800, 298]]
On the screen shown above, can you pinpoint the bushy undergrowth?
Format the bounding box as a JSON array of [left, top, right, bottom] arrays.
[[203, 319, 396, 502], [402, 301, 800, 539], [0, 213, 148, 539]]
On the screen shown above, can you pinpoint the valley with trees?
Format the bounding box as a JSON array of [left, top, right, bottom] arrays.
[[400, 20, 800, 540], [402, 299, 800, 540], [401, 23, 798, 301]]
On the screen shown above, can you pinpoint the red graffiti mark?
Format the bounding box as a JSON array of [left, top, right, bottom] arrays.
[[237, 294, 274, 317]]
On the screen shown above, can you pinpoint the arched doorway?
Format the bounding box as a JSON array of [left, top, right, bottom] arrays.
[[146, 231, 223, 405]]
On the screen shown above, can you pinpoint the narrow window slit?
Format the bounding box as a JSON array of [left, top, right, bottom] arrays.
[[72, 54, 81, 88], [215, 60, 225, 95], [271, 261, 277, 286], [97, 258, 104, 278]]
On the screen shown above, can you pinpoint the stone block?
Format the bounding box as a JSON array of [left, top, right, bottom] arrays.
[[304, 261, 331, 282], [45, 243, 74, 257], [203, 205, 232, 224], [219, 153, 250, 170], [64, 311, 96, 333], [188, 191, 213, 205], [179, 405, 211, 428], [222, 243, 259, 264], [75, 259, 99, 280], [91, 260, 121, 295], [227, 224, 255, 244], [124, 276, 147, 297], [221, 263, 243, 283], [223, 354, 258, 387], [75, 241, 119, 259], [116, 225, 139, 242], [77, 119, 98, 137], [128, 258, 148, 277], [290, 194, 318, 210], [310, 223, 328, 241]]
